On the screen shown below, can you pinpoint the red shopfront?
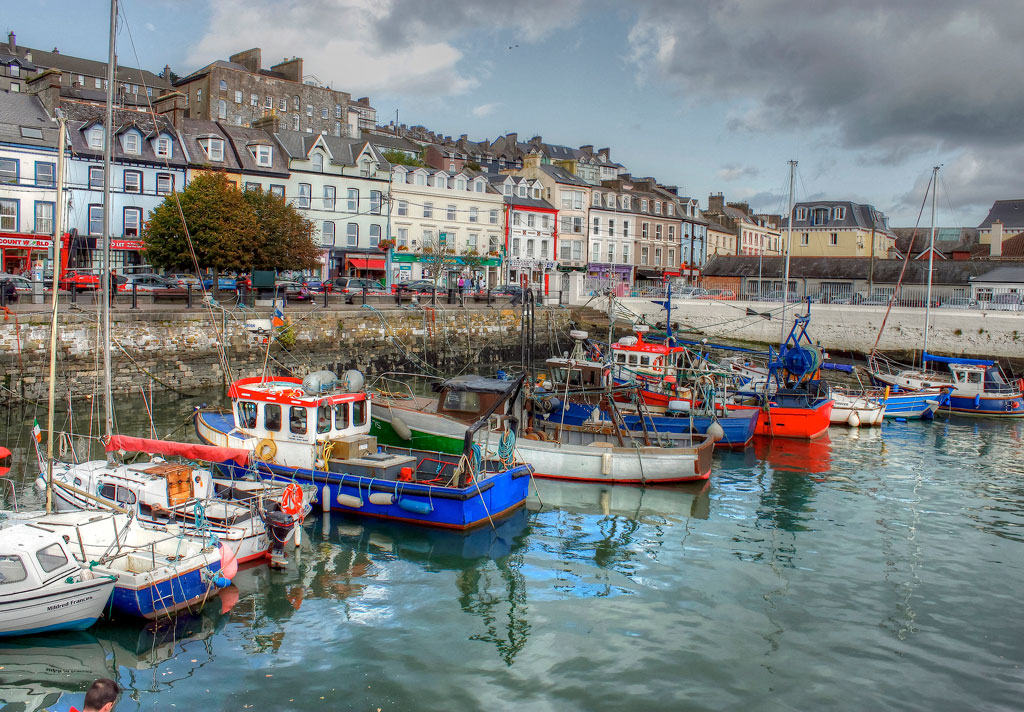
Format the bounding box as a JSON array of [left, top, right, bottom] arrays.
[[0, 233, 52, 274], [61, 234, 146, 271]]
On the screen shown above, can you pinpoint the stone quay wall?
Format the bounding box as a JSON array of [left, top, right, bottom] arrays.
[[600, 297, 1024, 361], [0, 306, 572, 403]]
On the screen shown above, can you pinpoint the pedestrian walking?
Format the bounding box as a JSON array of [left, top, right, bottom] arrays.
[[108, 269, 117, 306]]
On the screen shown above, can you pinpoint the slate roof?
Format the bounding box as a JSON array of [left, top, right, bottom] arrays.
[[539, 164, 589, 187], [0, 42, 171, 91], [507, 196, 555, 210], [891, 226, 981, 257], [364, 132, 422, 154], [178, 119, 241, 170], [61, 103, 186, 167], [970, 266, 1024, 283], [977, 199, 1024, 229], [701, 255, 1024, 285], [0, 90, 58, 148], [781, 200, 893, 234], [176, 60, 293, 84], [218, 125, 288, 176], [272, 130, 390, 169]]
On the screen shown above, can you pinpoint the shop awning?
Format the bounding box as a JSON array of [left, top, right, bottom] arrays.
[[635, 269, 664, 279], [347, 256, 386, 270]]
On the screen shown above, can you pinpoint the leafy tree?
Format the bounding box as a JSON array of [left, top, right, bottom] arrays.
[[381, 149, 423, 167], [143, 172, 254, 272], [242, 188, 321, 271], [466, 160, 482, 172], [143, 172, 320, 273], [420, 235, 457, 288]]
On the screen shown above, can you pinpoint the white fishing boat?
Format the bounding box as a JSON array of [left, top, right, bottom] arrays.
[[0, 523, 116, 637], [23, 511, 226, 620], [828, 386, 886, 426], [38, 436, 307, 564], [372, 375, 715, 484]]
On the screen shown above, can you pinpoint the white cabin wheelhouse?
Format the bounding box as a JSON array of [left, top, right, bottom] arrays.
[[225, 374, 373, 470]]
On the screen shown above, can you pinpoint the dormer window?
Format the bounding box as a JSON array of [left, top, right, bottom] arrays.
[[606, 193, 614, 208], [474, 179, 486, 193], [518, 184, 528, 198], [832, 206, 846, 220], [202, 138, 224, 162], [123, 132, 140, 155], [154, 136, 172, 158], [592, 192, 600, 206], [654, 201, 662, 215], [667, 204, 674, 217], [255, 145, 273, 167], [87, 126, 104, 149], [641, 199, 648, 213], [532, 187, 541, 199], [811, 207, 829, 226], [312, 153, 324, 172], [623, 196, 630, 210], [455, 178, 466, 191], [795, 207, 807, 221], [433, 174, 446, 188]]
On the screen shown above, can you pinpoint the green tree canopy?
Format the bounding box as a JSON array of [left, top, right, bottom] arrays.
[[143, 172, 320, 273], [381, 149, 423, 167]]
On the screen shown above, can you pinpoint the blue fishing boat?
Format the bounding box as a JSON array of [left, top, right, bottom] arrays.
[[871, 353, 1023, 417], [534, 331, 757, 446], [195, 371, 532, 530]]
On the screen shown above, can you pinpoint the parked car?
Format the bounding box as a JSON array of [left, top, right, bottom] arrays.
[[201, 274, 250, 290], [116, 274, 175, 293], [331, 277, 387, 295], [394, 279, 441, 295], [698, 288, 736, 300], [0, 273, 33, 294], [987, 293, 1023, 311], [489, 284, 526, 297], [59, 269, 101, 293], [165, 273, 203, 289], [301, 278, 324, 293], [762, 290, 802, 303], [276, 280, 314, 301], [675, 286, 710, 299], [939, 297, 979, 310], [861, 293, 894, 306], [808, 291, 857, 304]]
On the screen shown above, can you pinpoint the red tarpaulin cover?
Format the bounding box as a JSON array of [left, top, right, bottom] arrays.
[[105, 435, 251, 466]]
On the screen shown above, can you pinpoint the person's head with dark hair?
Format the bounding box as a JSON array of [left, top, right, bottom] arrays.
[[82, 678, 120, 712]]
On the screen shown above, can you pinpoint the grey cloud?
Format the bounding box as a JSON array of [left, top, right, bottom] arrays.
[[629, 1, 1024, 153], [891, 147, 1024, 224], [717, 164, 760, 181]]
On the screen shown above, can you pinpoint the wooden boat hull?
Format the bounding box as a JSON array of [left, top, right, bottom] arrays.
[[197, 411, 531, 530]]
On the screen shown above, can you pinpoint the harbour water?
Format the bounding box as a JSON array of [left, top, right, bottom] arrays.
[[2, 392, 1024, 711]]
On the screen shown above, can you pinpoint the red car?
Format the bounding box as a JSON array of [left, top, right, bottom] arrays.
[[59, 269, 101, 292]]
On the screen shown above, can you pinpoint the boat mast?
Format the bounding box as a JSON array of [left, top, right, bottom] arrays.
[[922, 165, 939, 364], [44, 113, 68, 514], [779, 159, 797, 342], [101, 0, 118, 445]]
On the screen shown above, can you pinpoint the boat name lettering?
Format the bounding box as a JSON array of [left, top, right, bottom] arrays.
[[46, 594, 93, 611]]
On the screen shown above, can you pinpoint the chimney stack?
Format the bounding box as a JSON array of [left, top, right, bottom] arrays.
[[229, 48, 263, 74], [523, 150, 542, 169], [7, 32, 15, 50], [153, 91, 186, 129], [991, 220, 1004, 257], [27, 69, 62, 118], [270, 56, 303, 83], [252, 113, 282, 134], [708, 192, 725, 214]]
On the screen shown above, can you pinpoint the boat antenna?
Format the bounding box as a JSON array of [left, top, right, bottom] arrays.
[[779, 160, 797, 343], [101, 0, 118, 448], [921, 165, 940, 366], [44, 112, 68, 514]]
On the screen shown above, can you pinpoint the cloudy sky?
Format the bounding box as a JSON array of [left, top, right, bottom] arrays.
[[9, 0, 1021, 225]]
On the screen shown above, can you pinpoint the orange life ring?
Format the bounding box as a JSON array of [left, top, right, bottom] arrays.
[[280, 483, 303, 515], [287, 389, 305, 399]]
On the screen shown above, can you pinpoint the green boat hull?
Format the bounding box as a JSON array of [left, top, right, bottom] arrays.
[[370, 416, 464, 455]]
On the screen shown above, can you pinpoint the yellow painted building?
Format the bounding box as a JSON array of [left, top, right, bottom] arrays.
[[783, 201, 895, 258]]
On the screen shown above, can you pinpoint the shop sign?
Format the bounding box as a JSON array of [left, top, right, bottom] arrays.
[[0, 235, 52, 249], [109, 239, 145, 250]]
